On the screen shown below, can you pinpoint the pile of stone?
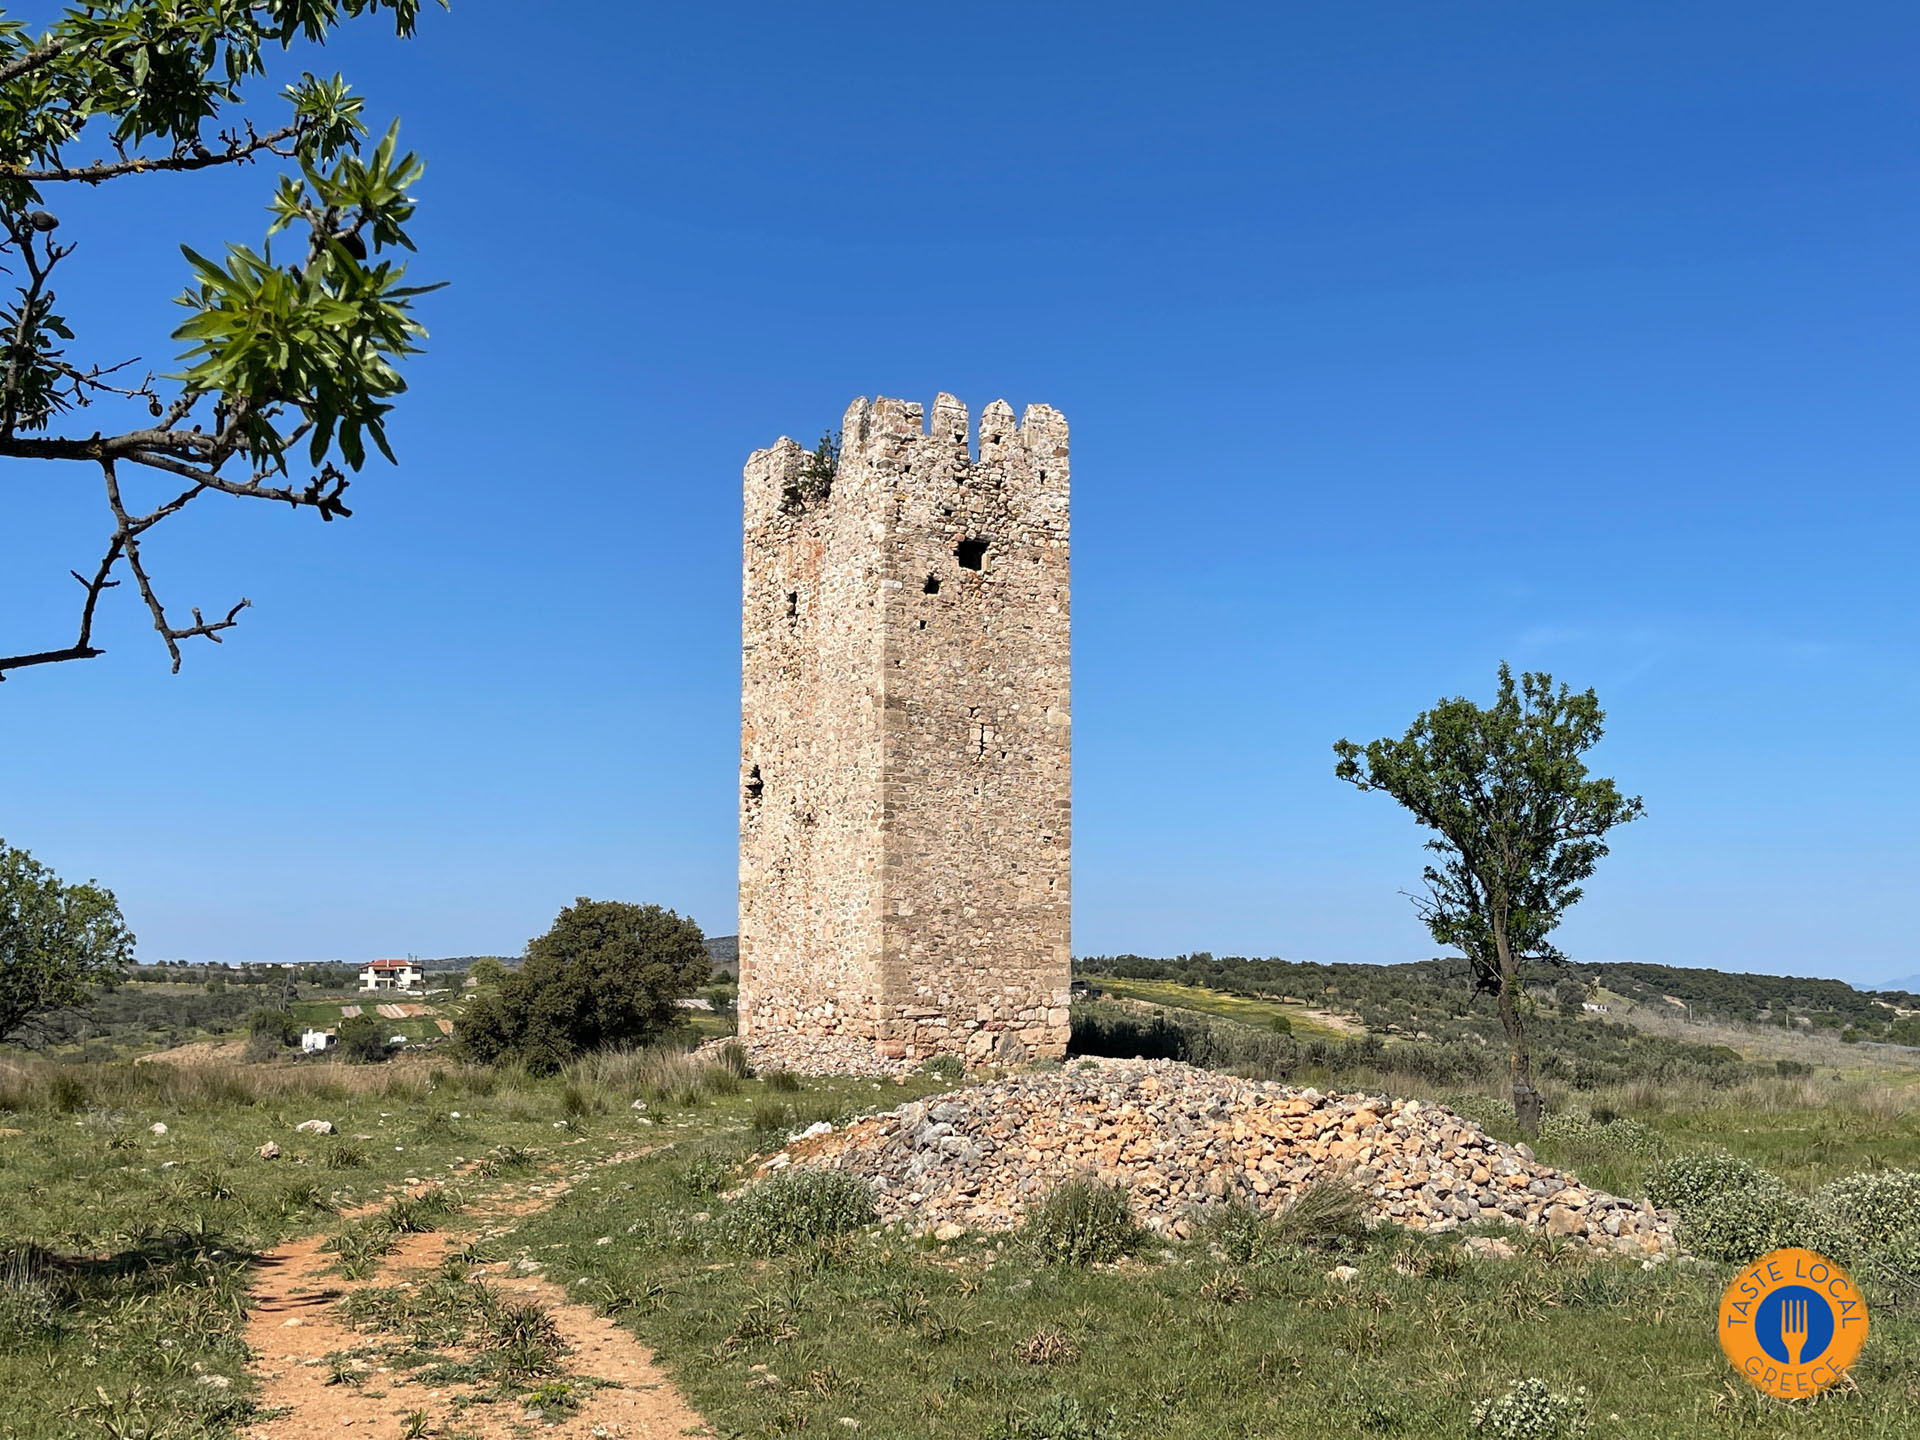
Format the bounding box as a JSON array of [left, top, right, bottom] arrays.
[[763, 1059, 1677, 1259], [701, 1033, 919, 1078]]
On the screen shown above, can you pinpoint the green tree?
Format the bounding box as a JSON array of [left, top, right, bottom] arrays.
[[336, 1012, 388, 1063], [456, 900, 711, 1074], [1, 838, 134, 1044], [0, 1, 441, 680], [1333, 664, 1643, 1135]]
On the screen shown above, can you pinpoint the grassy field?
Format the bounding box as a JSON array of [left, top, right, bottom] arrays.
[[513, 1074, 1920, 1440], [1087, 977, 1359, 1042], [3, 1032, 1918, 1439]]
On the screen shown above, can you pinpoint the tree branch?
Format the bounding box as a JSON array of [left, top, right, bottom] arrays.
[[0, 38, 67, 89], [6, 124, 301, 186]]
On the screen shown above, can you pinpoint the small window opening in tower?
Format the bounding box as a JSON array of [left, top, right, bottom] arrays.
[[785, 590, 798, 618], [745, 765, 763, 802], [923, 574, 940, 595], [956, 538, 987, 570]]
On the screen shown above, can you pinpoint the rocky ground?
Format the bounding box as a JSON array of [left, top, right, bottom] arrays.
[[762, 1059, 1679, 1259]]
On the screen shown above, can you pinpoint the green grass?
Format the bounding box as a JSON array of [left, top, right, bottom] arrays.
[[1088, 977, 1358, 1041], [517, 1102, 1920, 1440], [6, 1034, 1918, 1439]]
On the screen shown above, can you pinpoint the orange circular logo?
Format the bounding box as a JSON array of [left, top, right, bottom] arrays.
[[1718, 1248, 1869, 1398]]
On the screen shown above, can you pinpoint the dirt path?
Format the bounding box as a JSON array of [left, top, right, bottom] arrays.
[[242, 1158, 707, 1440]]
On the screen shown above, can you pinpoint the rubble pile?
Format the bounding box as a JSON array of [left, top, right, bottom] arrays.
[[765, 1059, 1678, 1258]]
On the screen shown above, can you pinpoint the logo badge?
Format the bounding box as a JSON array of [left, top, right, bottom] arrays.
[[1719, 1247, 1869, 1398]]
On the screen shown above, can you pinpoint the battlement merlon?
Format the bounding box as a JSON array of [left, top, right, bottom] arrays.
[[748, 395, 1070, 514]]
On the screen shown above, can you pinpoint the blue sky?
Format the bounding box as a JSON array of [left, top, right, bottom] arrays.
[[2, 3, 1916, 985]]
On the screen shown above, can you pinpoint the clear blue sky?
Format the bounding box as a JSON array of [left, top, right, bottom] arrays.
[[2, 3, 1916, 986]]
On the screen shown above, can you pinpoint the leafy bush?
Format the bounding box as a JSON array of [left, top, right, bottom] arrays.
[[1022, 1177, 1138, 1266], [1682, 1188, 1819, 1266], [337, 1015, 389, 1064], [1471, 1378, 1592, 1439], [247, 1007, 298, 1045], [1644, 1151, 1771, 1213], [457, 900, 711, 1074], [1539, 1110, 1661, 1158], [1645, 1151, 1818, 1264], [1815, 1169, 1920, 1248], [719, 1169, 875, 1255]]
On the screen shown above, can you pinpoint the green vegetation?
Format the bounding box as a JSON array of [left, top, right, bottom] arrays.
[[1334, 665, 1644, 1134], [1022, 1178, 1140, 1266], [456, 899, 712, 1073], [511, 1074, 1920, 1440], [0, 1, 438, 680], [0, 838, 134, 1045], [1088, 977, 1353, 1040], [1, 1023, 1917, 1438]]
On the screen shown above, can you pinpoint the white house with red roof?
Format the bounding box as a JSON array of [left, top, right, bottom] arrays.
[[359, 957, 423, 994]]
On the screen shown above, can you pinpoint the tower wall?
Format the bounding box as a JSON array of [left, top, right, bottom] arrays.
[[739, 393, 1071, 1063]]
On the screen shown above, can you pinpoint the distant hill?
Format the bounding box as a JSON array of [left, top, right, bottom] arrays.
[[1077, 952, 1920, 1037], [1869, 974, 1920, 996], [706, 934, 738, 978]]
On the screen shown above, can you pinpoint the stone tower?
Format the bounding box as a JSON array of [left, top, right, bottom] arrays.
[[739, 394, 1071, 1064]]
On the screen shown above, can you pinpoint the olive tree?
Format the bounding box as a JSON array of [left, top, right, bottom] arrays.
[[1334, 664, 1643, 1135], [0, 1, 440, 680], [1, 837, 133, 1044]]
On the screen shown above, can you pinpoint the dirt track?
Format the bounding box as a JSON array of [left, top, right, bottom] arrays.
[[242, 1160, 707, 1440]]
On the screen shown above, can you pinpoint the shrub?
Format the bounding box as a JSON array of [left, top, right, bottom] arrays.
[[1207, 1200, 1282, 1265], [455, 900, 710, 1074], [764, 1068, 802, 1093], [1539, 1110, 1661, 1159], [1023, 1177, 1138, 1266], [1644, 1151, 1771, 1213], [1645, 1151, 1818, 1264], [336, 1015, 389, 1065], [1815, 1169, 1920, 1249], [719, 1169, 875, 1255], [247, 1007, 298, 1046], [1471, 1378, 1592, 1439], [677, 1153, 736, 1198], [921, 1055, 965, 1084]]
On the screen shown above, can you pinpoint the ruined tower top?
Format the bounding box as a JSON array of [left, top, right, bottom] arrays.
[[738, 394, 1071, 1067]]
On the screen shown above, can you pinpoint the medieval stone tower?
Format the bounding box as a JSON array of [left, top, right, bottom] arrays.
[[738, 393, 1071, 1063]]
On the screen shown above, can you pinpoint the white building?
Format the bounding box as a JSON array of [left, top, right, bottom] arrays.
[[359, 958, 423, 993], [300, 1028, 335, 1053]]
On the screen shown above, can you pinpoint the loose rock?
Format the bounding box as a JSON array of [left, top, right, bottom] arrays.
[[759, 1059, 1678, 1258]]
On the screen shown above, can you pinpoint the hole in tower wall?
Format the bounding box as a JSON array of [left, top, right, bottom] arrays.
[[786, 591, 798, 618], [956, 539, 987, 571], [745, 766, 763, 802], [923, 574, 940, 594]]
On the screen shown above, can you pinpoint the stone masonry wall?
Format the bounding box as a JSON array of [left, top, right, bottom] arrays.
[[739, 394, 1071, 1063]]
